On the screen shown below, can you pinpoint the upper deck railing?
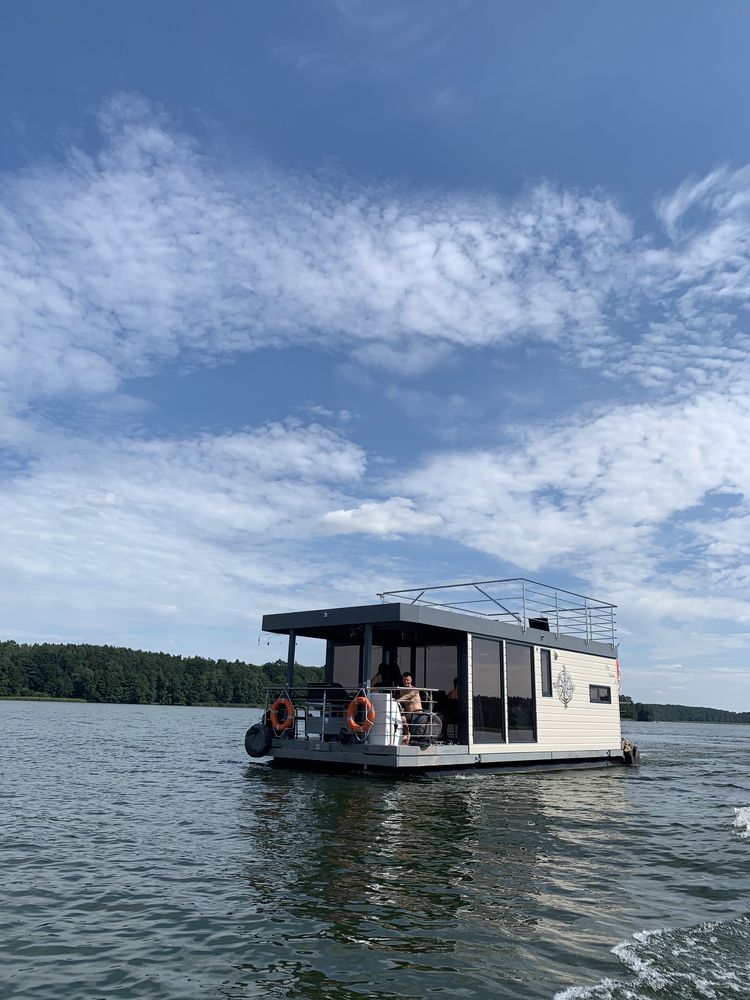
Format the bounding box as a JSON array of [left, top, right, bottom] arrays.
[[377, 577, 617, 647]]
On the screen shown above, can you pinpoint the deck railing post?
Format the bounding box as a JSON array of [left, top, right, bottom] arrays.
[[522, 579, 527, 631], [584, 600, 590, 643], [555, 590, 560, 637], [286, 630, 296, 688]]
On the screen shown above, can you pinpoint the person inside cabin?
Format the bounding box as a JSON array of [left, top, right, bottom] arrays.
[[387, 662, 403, 688], [371, 662, 386, 687], [444, 676, 459, 739], [372, 661, 402, 689]]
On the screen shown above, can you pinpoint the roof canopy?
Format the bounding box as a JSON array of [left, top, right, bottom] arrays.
[[262, 598, 617, 657]]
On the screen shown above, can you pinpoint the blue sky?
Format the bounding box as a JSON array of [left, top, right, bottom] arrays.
[[3, 1, 750, 708]]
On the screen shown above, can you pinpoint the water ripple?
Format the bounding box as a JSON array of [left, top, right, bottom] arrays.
[[1, 703, 749, 998]]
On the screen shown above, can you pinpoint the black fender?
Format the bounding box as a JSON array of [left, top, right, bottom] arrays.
[[245, 723, 273, 758]]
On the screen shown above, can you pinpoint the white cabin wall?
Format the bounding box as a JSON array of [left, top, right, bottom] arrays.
[[534, 645, 621, 751], [466, 634, 621, 755]]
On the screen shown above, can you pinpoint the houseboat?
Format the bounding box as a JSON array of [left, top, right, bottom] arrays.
[[244, 578, 638, 772]]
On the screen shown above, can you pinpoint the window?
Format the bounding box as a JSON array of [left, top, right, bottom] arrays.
[[507, 642, 536, 742], [541, 649, 552, 697], [472, 636, 504, 742], [331, 644, 360, 689], [589, 685, 612, 704], [413, 643, 459, 693]]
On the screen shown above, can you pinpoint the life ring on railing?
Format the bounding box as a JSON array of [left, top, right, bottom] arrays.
[[346, 695, 376, 735], [270, 696, 295, 733]]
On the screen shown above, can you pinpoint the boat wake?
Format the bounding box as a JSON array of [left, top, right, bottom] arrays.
[[733, 806, 750, 840], [554, 915, 750, 999]]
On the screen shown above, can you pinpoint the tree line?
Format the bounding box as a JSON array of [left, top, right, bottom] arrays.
[[619, 695, 750, 724], [0, 640, 322, 706], [2, 643, 746, 721]]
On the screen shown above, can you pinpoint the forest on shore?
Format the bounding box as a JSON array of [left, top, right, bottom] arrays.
[[0, 640, 322, 706], [1, 641, 747, 720], [619, 695, 750, 724]]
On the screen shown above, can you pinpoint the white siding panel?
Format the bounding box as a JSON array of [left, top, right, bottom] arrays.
[[468, 639, 621, 756], [535, 646, 621, 751]]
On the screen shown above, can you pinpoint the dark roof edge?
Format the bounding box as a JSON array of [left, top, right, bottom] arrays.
[[262, 602, 617, 659]]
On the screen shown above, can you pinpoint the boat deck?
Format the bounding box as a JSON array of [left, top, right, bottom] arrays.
[[269, 739, 625, 772]]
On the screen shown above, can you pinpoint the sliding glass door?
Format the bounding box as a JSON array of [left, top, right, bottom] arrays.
[[506, 642, 536, 742], [471, 637, 504, 742]]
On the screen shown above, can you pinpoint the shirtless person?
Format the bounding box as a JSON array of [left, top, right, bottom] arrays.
[[397, 674, 422, 713]]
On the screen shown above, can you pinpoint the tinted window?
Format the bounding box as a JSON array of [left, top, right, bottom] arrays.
[[541, 649, 552, 697], [507, 642, 536, 742], [589, 685, 612, 704], [332, 644, 359, 689], [472, 637, 504, 742], [397, 645, 413, 681], [425, 644, 459, 697]]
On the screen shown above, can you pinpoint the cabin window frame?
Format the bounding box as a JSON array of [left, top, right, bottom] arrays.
[[328, 640, 363, 687], [589, 684, 612, 704], [505, 640, 538, 743], [540, 648, 552, 697], [470, 634, 506, 744]]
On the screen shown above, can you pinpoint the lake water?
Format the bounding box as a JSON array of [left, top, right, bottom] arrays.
[[1, 701, 748, 999]]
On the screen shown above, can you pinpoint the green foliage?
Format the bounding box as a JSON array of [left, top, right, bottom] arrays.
[[620, 694, 750, 724], [619, 695, 636, 720], [0, 641, 323, 707]]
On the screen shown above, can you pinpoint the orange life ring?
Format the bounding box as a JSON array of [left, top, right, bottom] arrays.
[[346, 695, 376, 734], [270, 696, 295, 733]]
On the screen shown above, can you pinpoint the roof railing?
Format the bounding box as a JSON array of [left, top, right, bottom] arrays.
[[377, 577, 617, 647]]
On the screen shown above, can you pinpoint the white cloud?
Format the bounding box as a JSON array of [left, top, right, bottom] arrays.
[[324, 388, 750, 638], [4, 93, 750, 423], [655, 168, 730, 238], [0, 93, 639, 419], [614, 165, 750, 392], [6, 95, 750, 699], [321, 496, 442, 536], [0, 420, 369, 651], [298, 404, 354, 424], [5, 94, 750, 417]]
